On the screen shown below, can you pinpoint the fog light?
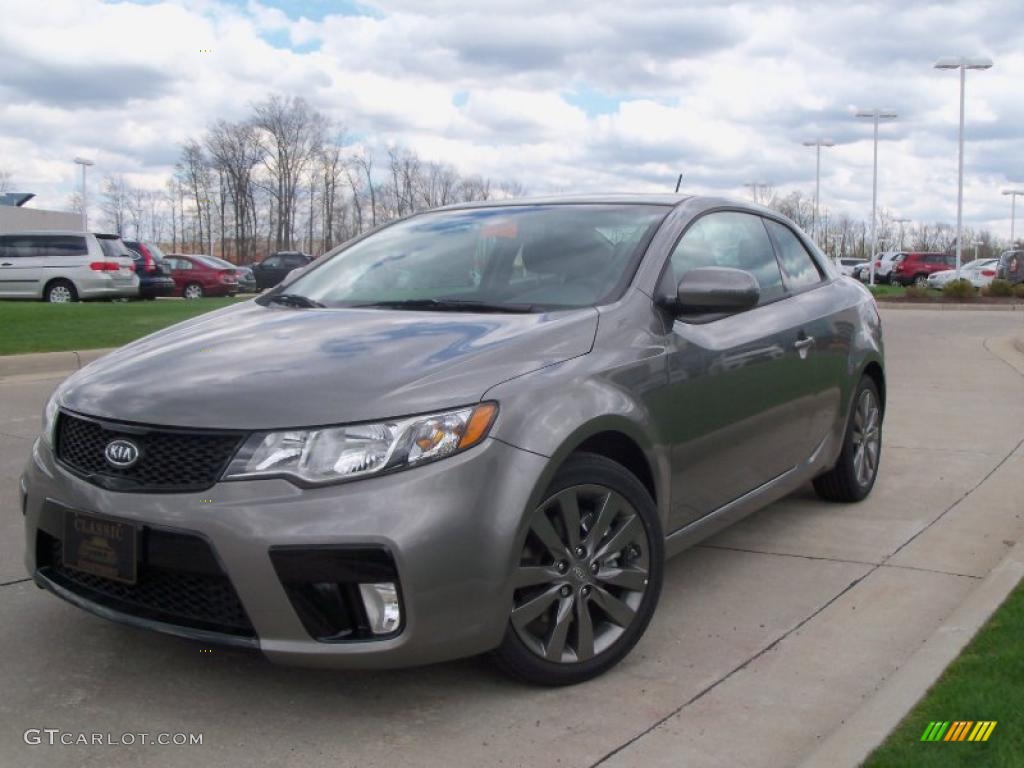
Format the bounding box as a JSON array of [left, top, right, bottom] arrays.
[[359, 582, 401, 635]]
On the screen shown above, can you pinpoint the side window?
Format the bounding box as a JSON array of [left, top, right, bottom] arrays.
[[668, 211, 785, 304], [764, 220, 823, 290], [41, 236, 88, 255], [0, 236, 40, 258], [262, 256, 283, 269], [0, 236, 14, 259]]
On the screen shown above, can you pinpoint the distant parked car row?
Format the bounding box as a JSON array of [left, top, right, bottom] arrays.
[[0, 230, 311, 302]]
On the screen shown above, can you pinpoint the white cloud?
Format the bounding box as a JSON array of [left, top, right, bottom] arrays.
[[0, 0, 1021, 237]]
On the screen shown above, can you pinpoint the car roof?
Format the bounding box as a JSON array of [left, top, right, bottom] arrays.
[[433, 193, 694, 211], [0, 229, 90, 235]]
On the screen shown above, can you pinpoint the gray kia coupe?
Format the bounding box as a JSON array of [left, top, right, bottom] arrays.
[[22, 195, 884, 685]]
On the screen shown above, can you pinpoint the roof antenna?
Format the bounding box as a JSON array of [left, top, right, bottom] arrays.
[[674, 173, 683, 194]]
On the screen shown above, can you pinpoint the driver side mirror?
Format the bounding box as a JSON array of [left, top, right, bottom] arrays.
[[667, 266, 760, 316]]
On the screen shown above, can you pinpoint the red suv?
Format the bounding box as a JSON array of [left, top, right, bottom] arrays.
[[163, 254, 239, 298], [890, 252, 956, 287]]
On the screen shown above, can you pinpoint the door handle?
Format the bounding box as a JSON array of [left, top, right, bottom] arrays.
[[0, 262, 13, 267], [794, 336, 815, 359]]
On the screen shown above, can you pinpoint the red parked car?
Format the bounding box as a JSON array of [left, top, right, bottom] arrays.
[[163, 254, 239, 299], [890, 252, 956, 287]]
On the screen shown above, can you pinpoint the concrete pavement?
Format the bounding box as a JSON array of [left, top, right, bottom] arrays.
[[0, 308, 1022, 768]]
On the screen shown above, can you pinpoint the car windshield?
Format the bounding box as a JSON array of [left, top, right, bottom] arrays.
[[281, 204, 668, 311], [146, 242, 168, 261]]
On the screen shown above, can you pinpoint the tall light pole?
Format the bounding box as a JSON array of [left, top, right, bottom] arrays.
[[934, 56, 993, 279], [743, 181, 771, 203], [802, 138, 834, 242], [855, 109, 898, 285], [73, 157, 95, 231], [1002, 189, 1024, 246], [892, 217, 911, 251]]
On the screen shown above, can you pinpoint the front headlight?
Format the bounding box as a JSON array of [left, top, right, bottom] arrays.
[[223, 402, 498, 486], [41, 391, 60, 447]]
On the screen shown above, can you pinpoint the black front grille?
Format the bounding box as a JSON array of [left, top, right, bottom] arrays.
[[37, 529, 255, 638], [55, 412, 245, 493]]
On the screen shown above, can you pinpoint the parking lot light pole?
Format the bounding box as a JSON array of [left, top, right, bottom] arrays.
[[1003, 190, 1024, 245], [934, 56, 993, 279], [855, 109, 898, 285], [802, 139, 834, 243], [743, 181, 771, 203], [892, 217, 911, 251], [73, 157, 94, 232]]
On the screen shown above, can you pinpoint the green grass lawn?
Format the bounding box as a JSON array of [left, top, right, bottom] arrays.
[[867, 284, 909, 298], [863, 580, 1024, 767], [0, 298, 248, 356]]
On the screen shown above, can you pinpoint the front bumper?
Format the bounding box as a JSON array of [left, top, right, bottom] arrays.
[[22, 435, 548, 668]]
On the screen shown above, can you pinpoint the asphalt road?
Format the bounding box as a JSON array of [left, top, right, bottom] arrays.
[[1, 308, 1022, 768]]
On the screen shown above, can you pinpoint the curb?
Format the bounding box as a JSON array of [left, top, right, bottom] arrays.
[[0, 347, 116, 379], [876, 301, 1024, 311], [798, 540, 1024, 768]]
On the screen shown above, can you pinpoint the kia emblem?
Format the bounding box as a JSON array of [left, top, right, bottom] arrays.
[[104, 439, 140, 468]]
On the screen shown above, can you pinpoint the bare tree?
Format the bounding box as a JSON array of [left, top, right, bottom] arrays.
[[206, 119, 263, 261], [0, 168, 11, 194], [253, 95, 326, 250], [100, 175, 130, 235]]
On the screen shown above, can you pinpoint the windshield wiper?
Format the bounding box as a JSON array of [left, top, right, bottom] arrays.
[[352, 298, 535, 313], [262, 293, 325, 308]]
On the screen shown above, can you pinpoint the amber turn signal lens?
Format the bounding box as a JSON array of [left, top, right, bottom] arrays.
[[458, 402, 498, 449]]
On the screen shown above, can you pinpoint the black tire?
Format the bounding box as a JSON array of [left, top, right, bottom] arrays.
[[913, 273, 928, 288], [44, 279, 78, 303], [814, 376, 882, 502], [492, 452, 663, 686]]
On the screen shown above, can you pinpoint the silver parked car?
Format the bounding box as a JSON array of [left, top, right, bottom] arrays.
[[22, 195, 885, 685], [927, 258, 999, 290], [0, 231, 139, 302]]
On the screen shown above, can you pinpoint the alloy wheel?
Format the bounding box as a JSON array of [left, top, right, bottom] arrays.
[[511, 484, 651, 664], [48, 285, 73, 303], [850, 388, 881, 487]]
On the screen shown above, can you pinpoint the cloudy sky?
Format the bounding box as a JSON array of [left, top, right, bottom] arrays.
[[1, 0, 1020, 236]]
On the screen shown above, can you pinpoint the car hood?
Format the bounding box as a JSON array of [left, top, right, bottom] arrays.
[[58, 302, 598, 429]]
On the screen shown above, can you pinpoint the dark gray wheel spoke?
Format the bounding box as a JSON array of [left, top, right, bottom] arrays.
[[530, 513, 568, 560], [591, 585, 636, 628], [574, 597, 595, 660], [596, 514, 641, 560], [511, 586, 560, 630], [554, 489, 582, 551], [596, 566, 648, 592], [584, 491, 619, 549], [545, 597, 574, 661], [513, 565, 561, 589]]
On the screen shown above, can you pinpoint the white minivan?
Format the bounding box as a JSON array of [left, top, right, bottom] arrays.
[[0, 231, 139, 302]]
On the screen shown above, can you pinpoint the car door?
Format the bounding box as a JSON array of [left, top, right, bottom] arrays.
[[762, 218, 843, 453], [256, 255, 285, 288], [662, 211, 818, 530], [0, 234, 45, 297]]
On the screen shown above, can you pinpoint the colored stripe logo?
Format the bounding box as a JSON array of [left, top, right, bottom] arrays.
[[920, 721, 997, 742]]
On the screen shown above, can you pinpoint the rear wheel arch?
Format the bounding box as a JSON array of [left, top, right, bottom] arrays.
[[862, 360, 885, 414]]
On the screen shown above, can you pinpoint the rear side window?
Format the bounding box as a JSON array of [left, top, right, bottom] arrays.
[[0, 235, 87, 257], [98, 238, 131, 259], [764, 220, 823, 290], [668, 211, 786, 304]]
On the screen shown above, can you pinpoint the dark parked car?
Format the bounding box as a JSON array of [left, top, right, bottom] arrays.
[[251, 251, 313, 290], [997, 250, 1023, 284], [163, 254, 239, 298], [889, 252, 956, 286], [123, 240, 176, 299], [24, 195, 884, 685]]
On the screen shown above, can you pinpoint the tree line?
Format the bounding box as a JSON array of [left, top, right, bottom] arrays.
[[89, 95, 525, 262]]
